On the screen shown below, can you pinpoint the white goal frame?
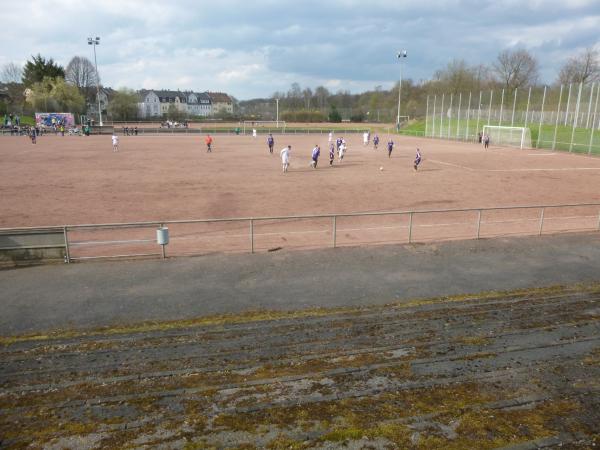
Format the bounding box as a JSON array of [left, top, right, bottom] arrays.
[[242, 121, 286, 134], [482, 125, 531, 149]]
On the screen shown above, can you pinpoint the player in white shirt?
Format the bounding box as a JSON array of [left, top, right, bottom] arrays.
[[363, 131, 369, 146], [338, 142, 346, 162], [328, 131, 333, 143], [280, 145, 291, 173], [112, 134, 119, 152]]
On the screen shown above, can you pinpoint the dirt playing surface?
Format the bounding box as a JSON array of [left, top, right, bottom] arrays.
[[2, 132, 600, 227], [1, 133, 599, 258]]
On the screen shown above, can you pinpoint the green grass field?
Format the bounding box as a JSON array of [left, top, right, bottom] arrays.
[[412, 117, 600, 155]]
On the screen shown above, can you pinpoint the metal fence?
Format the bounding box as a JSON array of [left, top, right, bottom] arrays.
[[110, 127, 372, 135], [424, 83, 600, 154], [2, 203, 598, 263]]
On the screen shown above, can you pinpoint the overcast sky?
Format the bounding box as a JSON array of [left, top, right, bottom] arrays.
[[1, 0, 599, 99]]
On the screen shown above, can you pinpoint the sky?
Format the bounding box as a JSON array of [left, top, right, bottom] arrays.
[[1, 0, 599, 100]]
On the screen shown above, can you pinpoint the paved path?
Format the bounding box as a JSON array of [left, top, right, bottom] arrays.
[[1, 232, 599, 336]]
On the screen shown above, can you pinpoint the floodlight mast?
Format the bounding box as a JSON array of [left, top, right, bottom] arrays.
[[88, 37, 103, 126], [396, 50, 407, 131]]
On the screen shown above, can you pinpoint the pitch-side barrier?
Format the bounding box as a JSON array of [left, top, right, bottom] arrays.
[[1, 203, 599, 265]]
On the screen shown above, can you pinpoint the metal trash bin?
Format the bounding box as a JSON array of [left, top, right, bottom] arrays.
[[157, 227, 169, 245]]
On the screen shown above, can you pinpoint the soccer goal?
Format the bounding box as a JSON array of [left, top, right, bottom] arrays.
[[242, 121, 286, 134], [482, 126, 532, 149]]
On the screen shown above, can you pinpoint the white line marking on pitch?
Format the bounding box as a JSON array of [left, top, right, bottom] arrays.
[[428, 159, 600, 172]]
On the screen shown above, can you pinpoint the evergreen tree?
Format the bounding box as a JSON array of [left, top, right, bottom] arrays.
[[22, 54, 65, 87]]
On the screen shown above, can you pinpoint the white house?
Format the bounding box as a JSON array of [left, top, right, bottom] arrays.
[[185, 92, 212, 117], [137, 90, 213, 118], [137, 90, 160, 118]]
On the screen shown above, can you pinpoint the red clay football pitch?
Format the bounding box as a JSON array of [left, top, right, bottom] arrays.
[[1, 133, 599, 256]]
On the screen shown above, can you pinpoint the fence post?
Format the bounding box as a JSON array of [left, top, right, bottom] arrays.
[[487, 90, 493, 126], [499, 88, 505, 126], [408, 212, 413, 243], [537, 86, 547, 149], [511, 88, 517, 126], [476, 91, 482, 138], [456, 92, 462, 139], [160, 223, 166, 259], [524, 86, 532, 127], [63, 226, 70, 263], [476, 210, 482, 239], [250, 219, 254, 253], [538, 208, 545, 236], [465, 91, 472, 141], [553, 85, 564, 150], [440, 94, 445, 138], [432, 95, 437, 137], [589, 85, 600, 155], [570, 82, 583, 152], [425, 95, 429, 137], [332, 216, 337, 248], [447, 93, 453, 138]]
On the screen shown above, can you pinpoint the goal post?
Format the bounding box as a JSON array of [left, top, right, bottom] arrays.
[[482, 125, 532, 149], [242, 121, 286, 134]]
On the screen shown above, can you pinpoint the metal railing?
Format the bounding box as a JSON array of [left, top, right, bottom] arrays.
[[2, 203, 598, 263]]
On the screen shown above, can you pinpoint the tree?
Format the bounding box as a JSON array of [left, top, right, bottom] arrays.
[[287, 82, 303, 109], [302, 87, 313, 109], [557, 47, 600, 85], [165, 103, 187, 121], [314, 86, 330, 109], [433, 59, 481, 94], [1, 62, 22, 83], [108, 89, 139, 121], [27, 77, 85, 113], [328, 105, 341, 123], [493, 49, 539, 92], [22, 54, 65, 87], [65, 56, 98, 101]]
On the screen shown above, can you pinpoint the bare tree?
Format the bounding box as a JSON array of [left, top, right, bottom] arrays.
[[314, 86, 330, 109], [493, 49, 539, 92], [1, 62, 23, 83], [433, 59, 481, 95], [557, 47, 600, 85], [302, 87, 313, 109], [65, 56, 98, 101]]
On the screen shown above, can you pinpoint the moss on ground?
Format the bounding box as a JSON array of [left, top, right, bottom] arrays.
[[3, 282, 599, 347]]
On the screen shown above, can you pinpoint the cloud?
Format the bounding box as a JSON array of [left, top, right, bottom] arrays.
[[1, 0, 599, 98]]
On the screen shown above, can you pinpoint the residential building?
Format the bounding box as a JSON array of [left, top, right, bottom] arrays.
[[207, 92, 233, 115], [185, 91, 211, 116], [137, 90, 160, 118], [137, 90, 213, 118]]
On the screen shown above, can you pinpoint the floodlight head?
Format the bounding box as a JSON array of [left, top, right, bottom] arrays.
[[397, 50, 407, 58], [96, 37, 100, 41]]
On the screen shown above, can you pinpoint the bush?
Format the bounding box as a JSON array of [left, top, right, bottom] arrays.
[[328, 106, 342, 123], [350, 111, 365, 122], [281, 110, 326, 122]]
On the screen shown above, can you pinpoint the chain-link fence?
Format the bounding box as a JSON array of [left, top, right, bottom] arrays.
[[424, 83, 600, 155]]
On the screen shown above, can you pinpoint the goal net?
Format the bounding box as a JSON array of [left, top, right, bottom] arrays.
[[242, 121, 286, 134], [482, 126, 532, 149]]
